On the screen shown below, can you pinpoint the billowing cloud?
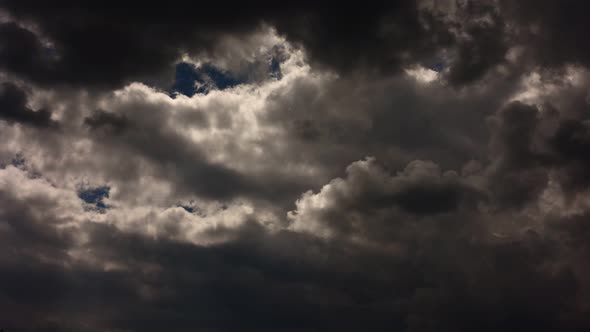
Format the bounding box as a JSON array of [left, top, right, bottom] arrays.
[[289, 157, 486, 241], [2, 1, 590, 331]]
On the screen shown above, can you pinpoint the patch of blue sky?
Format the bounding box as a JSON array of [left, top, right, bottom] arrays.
[[170, 62, 243, 97], [170, 46, 286, 97], [78, 186, 110, 212]]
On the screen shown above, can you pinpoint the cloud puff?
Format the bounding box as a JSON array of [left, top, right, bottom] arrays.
[[289, 157, 485, 241]]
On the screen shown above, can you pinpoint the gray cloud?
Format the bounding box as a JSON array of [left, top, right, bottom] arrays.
[[289, 157, 486, 242], [2, 2, 590, 331], [1, 160, 590, 331], [0, 82, 55, 127]]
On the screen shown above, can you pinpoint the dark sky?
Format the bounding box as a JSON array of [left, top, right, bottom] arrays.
[[1, 1, 590, 331]]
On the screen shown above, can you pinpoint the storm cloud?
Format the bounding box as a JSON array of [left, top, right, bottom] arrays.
[[1, 1, 590, 331]]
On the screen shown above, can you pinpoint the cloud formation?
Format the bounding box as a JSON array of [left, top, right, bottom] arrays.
[[2, 1, 590, 331]]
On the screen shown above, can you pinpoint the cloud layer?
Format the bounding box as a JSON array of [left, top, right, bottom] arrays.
[[2, 1, 590, 331]]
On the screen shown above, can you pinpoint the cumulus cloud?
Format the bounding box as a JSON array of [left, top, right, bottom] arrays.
[[2, 1, 590, 331], [289, 157, 485, 241]]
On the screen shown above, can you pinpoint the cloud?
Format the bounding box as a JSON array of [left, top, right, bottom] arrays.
[[2, 157, 589, 331], [2, 1, 587, 91], [289, 157, 486, 241], [0, 82, 55, 127], [2, 2, 590, 331], [484, 68, 590, 209], [499, 0, 590, 69], [84, 110, 130, 134], [0, 1, 504, 89]]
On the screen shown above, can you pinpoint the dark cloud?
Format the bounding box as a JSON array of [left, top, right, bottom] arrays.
[[2, 1, 590, 331], [446, 3, 508, 86], [487, 89, 590, 207], [289, 158, 487, 242], [1, 165, 589, 332], [84, 110, 130, 134], [0, 82, 55, 127], [0, 1, 458, 89], [500, 0, 590, 69], [0, 3, 258, 89], [2, 1, 587, 91], [0, 22, 55, 84], [486, 101, 550, 209], [548, 118, 590, 192], [270, 2, 454, 75]]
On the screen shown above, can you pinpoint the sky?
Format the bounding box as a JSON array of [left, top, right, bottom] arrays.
[[1, 1, 590, 331]]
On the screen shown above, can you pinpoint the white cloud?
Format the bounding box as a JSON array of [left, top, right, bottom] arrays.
[[405, 66, 440, 83]]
